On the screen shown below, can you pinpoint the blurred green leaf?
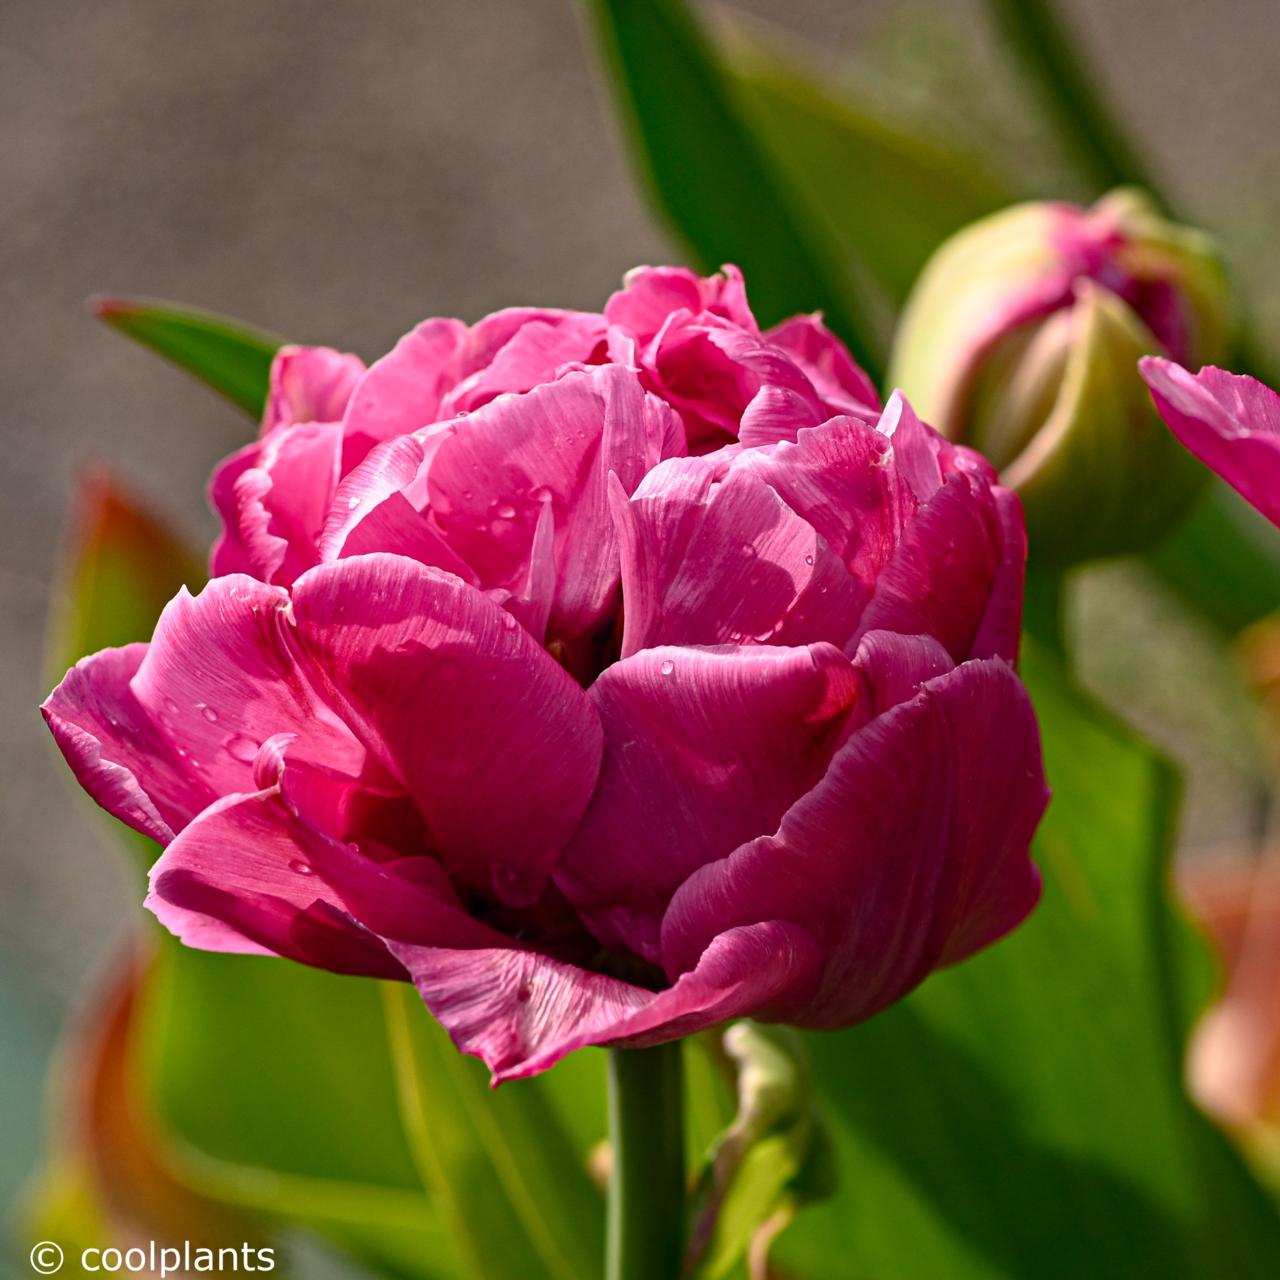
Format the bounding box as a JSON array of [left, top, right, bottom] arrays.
[[383, 984, 605, 1280], [138, 951, 453, 1280], [46, 473, 204, 873], [581, 0, 882, 375], [48, 471, 203, 687], [1147, 484, 1280, 637], [92, 295, 282, 416], [722, 27, 1013, 306], [778, 641, 1280, 1279]]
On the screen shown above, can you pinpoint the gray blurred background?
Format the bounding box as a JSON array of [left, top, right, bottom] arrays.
[[2, 0, 1278, 1214]]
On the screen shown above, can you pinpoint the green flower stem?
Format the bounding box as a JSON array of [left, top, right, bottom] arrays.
[[606, 1041, 686, 1280]]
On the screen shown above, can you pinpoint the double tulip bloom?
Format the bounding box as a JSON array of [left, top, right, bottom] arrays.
[[44, 266, 1048, 1081]]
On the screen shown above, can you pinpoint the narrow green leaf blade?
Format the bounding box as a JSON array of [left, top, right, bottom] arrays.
[[92, 295, 283, 416], [384, 985, 605, 1280], [582, 0, 882, 375]]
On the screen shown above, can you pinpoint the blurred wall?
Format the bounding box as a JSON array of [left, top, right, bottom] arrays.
[[3, 0, 1278, 1212]]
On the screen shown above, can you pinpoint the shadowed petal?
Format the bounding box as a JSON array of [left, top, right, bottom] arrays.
[[289, 555, 602, 905], [393, 919, 821, 1082], [556, 643, 859, 960]]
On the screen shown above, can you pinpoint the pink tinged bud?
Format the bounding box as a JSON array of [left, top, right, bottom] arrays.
[[890, 189, 1231, 566], [45, 265, 1047, 1082]]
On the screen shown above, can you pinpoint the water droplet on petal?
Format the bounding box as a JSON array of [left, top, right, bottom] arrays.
[[346, 495, 362, 510], [803, 554, 814, 566], [501, 612, 518, 630], [223, 733, 259, 763], [198, 704, 219, 723], [288, 859, 314, 876], [496, 503, 516, 520], [659, 659, 675, 677], [162, 696, 180, 715]]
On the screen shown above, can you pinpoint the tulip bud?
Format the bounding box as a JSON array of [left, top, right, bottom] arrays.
[[889, 189, 1231, 565]]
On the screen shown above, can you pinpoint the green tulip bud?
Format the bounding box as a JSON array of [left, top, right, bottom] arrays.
[[889, 189, 1231, 566]]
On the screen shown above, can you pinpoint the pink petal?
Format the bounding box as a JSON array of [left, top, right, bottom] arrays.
[[971, 487, 1027, 663], [288, 554, 602, 906], [42, 577, 363, 841], [43, 645, 185, 843], [556, 642, 859, 960], [605, 264, 757, 341], [766, 313, 880, 417], [440, 312, 609, 414], [392, 919, 821, 1082], [855, 473, 1004, 663], [145, 786, 454, 978], [851, 629, 955, 718], [425, 364, 684, 641], [340, 318, 468, 467], [228, 421, 343, 585], [733, 416, 917, 601], [1141, 357, 1280, 527], [612, 456, 866, 656], [261, 345, 366, 436], [208, 441, 261, 578], [661, 658, 1046, 1025]]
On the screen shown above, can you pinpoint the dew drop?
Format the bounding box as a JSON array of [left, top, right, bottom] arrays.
[[659, 659, 675, 677], [501, 612, 518, 630], [198, 704, 219, 723], [495, 503, 517, 520], [162, 696, 180, 715], [346, 495, 362, 510], [223, 733, 259, 763], [803, 554, 814, 566], [288, 859, 315, 876]]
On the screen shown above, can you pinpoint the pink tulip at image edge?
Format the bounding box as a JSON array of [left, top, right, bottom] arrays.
[[43, 265, 1049, 1082]]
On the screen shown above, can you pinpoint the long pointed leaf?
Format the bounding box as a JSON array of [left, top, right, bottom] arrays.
[[92, 295, 283, 416]]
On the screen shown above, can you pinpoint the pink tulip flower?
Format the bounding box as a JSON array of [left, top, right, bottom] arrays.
[[1141, 357, 1280, 527], [44, 267, 1047, 1081]]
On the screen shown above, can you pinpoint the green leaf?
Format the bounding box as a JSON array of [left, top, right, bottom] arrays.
[[778, 641, 1280, 1279], [1147, 484, 1280, 637], [92, 295, 283, 416], [721, 28, 1013, 305], [580, 0, 882, 375], [383, 984, 605, 1280], [138, 950, 454, 1280]]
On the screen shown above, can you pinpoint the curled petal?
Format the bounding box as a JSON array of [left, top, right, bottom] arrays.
[[766, 313, 880, 418], [661, 658, 1047, 1024], [261, 345, 365, 435]]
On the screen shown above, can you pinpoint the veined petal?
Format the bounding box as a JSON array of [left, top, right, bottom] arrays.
[[614, 456, 866, 656], [340, 318, 468, 466], [425, 364, 684, 640]]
